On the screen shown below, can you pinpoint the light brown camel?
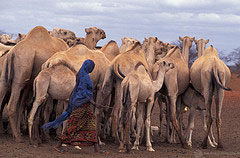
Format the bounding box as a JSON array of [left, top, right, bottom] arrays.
[[181, 84, 217, 147], [102, 41, 150, 144], [194, 38, 209, 57], [153, 46, 190, 147], [100, 40, 120, 61], [0, 26, 69, 142], [119, 60, 174, 152], [49, 27, 106, 48], [142, 37, 163, 69], [28, 44, 111, 144], [0, 33, 26, 45], [119, 37, 140, 53], [190, 45, 231, 149], [179, 36, 195, 66]]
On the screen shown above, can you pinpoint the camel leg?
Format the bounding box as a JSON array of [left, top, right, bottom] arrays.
[[145, 97, 155, 152], [0, 83, 9, 134], [215, 88, 224, 149], [7, 83, 24, 142], [111, 80, 121, 144], [132, 103, 144, 150], [28, 74, 50, 143], [165, 97, 170, 143], [184, 107, 196, 148], [201, 90, 213, 149], [130, 106, 136, 138], [200, 110, 217, 147], [55, 100, 64, 137], [42, 97, 54, 140], [157, 96, 163, 136], [169, 95, 186, 147]]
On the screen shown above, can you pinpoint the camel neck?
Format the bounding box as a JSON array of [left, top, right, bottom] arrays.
[[152, 69, 165, 92], [197, 44, 206, 57], [182, 45, 190, 66], [85, 34, 98, 49], [145, 45, 155, 69]]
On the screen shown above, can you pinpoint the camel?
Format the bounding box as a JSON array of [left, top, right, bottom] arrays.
[[119, 37, 140, 53], [100, 40, 120, 61], [179, 36, 195, 66], [181, 84, 217, 147], [0, 33, 26, 45], [28, 44, 111, 144], [153, 46, 190, 147], [190, 45, 231, 149], [142, 37, 163, 69], [194, 38, 209, 57], [101, 41, 150, 144], [119, 60, 174, 152], [0, 26, 69, 142], [49, 27, 106, 48]]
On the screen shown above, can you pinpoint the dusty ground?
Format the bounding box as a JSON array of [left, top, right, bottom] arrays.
[[0, 74, 240, 158]]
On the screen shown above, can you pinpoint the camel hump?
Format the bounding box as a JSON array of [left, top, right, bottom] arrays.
[[25, 26, 50, 41], [126, 41, 142, 52]]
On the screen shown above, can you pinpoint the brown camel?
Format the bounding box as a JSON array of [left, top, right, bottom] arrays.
[[120, 60, 174, 152], [100, 40, 120, 61], [101, 41, 151, 144], [0, 33, 26, 45], [0, 26, 69, 142], [119, 37, 140, 53], [28, 44, 111, 144], [190, 45, 231, 149], [0, 43, 13, 57], [181, 84, 217, 147], [153, 46, 190, 147], [194, 38, 209, 57], [179, 36, 195, 66]]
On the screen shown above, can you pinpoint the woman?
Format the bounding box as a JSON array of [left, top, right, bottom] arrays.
[[42, 59, 106, 154]]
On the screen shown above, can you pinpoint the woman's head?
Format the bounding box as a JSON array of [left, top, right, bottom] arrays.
[[82, 59, 95, 73]]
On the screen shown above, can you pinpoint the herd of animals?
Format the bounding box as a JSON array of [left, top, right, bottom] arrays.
[[0, 26, 231, 153]]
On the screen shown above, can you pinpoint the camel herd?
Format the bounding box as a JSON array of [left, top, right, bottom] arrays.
[[0, 26, 231, 152]]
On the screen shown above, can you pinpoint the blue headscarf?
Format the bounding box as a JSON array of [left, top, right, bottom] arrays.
[[42, 59, 95, 131]]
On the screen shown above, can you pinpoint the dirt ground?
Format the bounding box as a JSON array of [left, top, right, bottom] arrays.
[[0, 74, 240, 158]]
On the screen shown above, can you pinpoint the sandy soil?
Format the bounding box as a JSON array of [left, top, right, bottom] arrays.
[[0, 75, 239, 158]]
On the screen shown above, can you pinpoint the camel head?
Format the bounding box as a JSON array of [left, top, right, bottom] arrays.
[[120, 37, 140, 52], [50, 28, 76, 41], [15, 33, 26, 43], [85, 27, 106, 41], [194, 38, 209, 57], [179, 36, 195, 48], [0, 34, 12, 44], [152, 60, 174, 80]]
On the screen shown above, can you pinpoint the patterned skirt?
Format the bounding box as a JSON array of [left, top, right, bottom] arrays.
[[58, 103, 97, 146]]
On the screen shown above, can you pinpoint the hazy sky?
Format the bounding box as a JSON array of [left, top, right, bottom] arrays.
[[0, 0, 239, 53]]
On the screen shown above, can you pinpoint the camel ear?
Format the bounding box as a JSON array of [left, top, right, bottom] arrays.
[[85, 28, 91, 33], [18, 33, 22, 38], [194, 39, 198, 44], [179, 36, 183, 41], [191, 37, 195, 42], [205, 39, 209, 44], [154, 37, 158, 42], [169, 63, 174, 69]]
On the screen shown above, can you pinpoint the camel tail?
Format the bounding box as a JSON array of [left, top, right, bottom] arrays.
[[3, 53, 14, 85], [113, 62, 125, 80], [121, 82, 130, 125], [213, 59, 232, 91]]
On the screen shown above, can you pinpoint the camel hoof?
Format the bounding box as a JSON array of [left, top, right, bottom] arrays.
[[62, 144, 67, 147], [187, 141, 193, 148], [147, 147, 155, 152], [74, 146, 82, 150], [15, 137, 24, 143], [99, 141, 105, 146], [119, 149, 126, 153], [182, 143, 191, 149], [131, 146, 139, 150], [217, 144, 223, 150], [209, 142, 216, 148], [201, 143, 207, 149]]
